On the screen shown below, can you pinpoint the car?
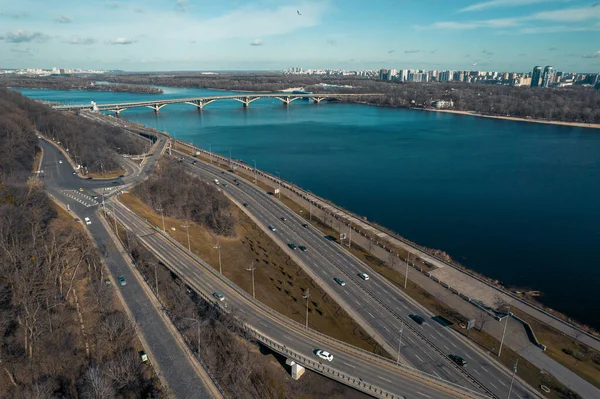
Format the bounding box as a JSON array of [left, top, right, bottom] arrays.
[[302, 223, 308, 228], [409, 314, 426, 325], [119, 174, 125, 177], [223, 183, 228, 188], [280, 216, 287, 221], [91, 195, 98, 199], [84, 217, 92, 225], [112, 181, 119, 185], [86, 177, 93, 180], [359, 273, 370, 280], [140, 351, 149, 363], [78, 188, 84, 192], [243, 202, 249, 207], [236, 183, 240, 186], [213, 292, 225, 301], [118, 276, 127, 286], [315, 349, 333, 362], [334, 277, 346, 286], [299, 245, 307, 252], [72, 172, 77, 175], [192, 160, 197, 165], [59, 160, 63, 164], [233, 179, 237, 182], [288, 243, 297, 250], [268, 225, 276, 231], [448, 354, 467, 366]]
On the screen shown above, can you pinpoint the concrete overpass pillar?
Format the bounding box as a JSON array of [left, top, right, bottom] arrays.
[[285, 358, 305, 380]]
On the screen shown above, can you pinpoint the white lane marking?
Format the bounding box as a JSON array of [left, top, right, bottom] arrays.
[[383, 326, 391, 333], [481, 367, 491, 374], [379, 376, 391, 383], [443, 345, 450, 351], [258, 321, 267, 326], [436, 331, 443, 338], [414, 354, 424, 362], [355, 300, 361, 306], [368, 312, 375, 318], [343, 362, 355, 368], [283, 335, 292, 340], [432, 371, 441, 378], [490, 382, 498, 389], [450, 341, 457, 348], [472, 368, 481, 375], [417, 392, 431, 398], [497, 379, 507, 387]]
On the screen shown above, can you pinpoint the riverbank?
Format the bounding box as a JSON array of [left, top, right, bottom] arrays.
[[421, 108, 600, 130]]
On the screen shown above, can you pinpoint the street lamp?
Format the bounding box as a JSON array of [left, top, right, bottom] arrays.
[[405, 253, 410, 289], [507, 358, 518, 398], [498, 305, 511, 358], [302, 288, 310, 328], [397, 320, 404, 365], [182, 220, 191, 251], [184, 317, 202, 355], [213, 239, 222, 274], [246, 261, 256, 298], [275, 171, 281, 199], [208, 143, 212, 164], [252, 160, 257, 183]]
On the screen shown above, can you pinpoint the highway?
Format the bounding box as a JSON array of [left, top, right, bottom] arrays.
[[110, 199, 488, 399], [38, 137, 220, 398], [173, 150, 541, 399]]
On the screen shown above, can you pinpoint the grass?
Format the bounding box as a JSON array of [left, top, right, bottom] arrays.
[[119, 192, 390, 358]]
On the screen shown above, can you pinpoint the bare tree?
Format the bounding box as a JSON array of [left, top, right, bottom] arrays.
[[80, 366, 115, 399]]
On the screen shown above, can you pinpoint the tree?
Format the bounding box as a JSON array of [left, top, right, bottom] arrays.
[[80, 366, 115, 399]]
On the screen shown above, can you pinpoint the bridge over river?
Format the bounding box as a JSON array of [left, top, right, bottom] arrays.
[[52, 93, 384, 114]]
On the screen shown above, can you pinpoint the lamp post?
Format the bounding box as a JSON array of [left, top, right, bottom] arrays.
[[302, 288, 310, 328], [252, 160, 257, 183], [208, 143, 212, 164], [184, 317, 201, 355], [246, 261, 256, 298], [397, 320, 404, 365], [276, 171, 281, 199], [498, 305, 511, 358], [507, 358, 518, 398], [213, 239, 222, 274], [155, 206, 166, 232], [404, 253, 410, 289], [182, 220, 191, 251]]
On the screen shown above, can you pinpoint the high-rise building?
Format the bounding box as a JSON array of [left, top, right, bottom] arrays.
[[541, 66, 554, 88], [399, 69, 409, 82], [408, 72, 428, 83], [531, 66, 542, 87], [378, 69, 389, 80], [439, 70, 453, 82]]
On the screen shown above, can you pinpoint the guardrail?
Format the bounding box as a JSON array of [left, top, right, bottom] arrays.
[[171, 138, 600, 348], [114, 200, 491, 399]]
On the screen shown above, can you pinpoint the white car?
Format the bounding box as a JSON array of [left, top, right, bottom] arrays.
[[359, 273, 370, 281], [213, 292, 225, 302], [315, 349, 333, 362], [84, 217, 91, 225], [58, 160, 63, 164]]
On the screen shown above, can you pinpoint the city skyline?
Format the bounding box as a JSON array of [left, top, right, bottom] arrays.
[[0, 0, 599, 71]]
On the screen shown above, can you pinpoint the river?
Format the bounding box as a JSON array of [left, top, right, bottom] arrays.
[[17, 86, 600, 330]]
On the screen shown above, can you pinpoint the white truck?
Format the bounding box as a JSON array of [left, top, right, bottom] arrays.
[[214, 179, 219, 185]]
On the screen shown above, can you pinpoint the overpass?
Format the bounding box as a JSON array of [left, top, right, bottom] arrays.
[[51, 93, 383, 114]]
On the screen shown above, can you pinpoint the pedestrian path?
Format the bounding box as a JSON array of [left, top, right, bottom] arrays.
[[60, 190, 97, 207]]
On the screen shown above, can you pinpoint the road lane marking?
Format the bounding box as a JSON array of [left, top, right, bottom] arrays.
[[450, 342, 457, 348], [490, 382, 498, 389], [379, 376, 391, 383], [383, 326, 391, 333], [472, 368, 481, 375], [432, 371, 441, 378], [355, 300, 361, 306], [497, 379, 507, 387], [368, 312, 375, 318], [416, 392, 431, 398], [414, 354, 423, 362], [443, 345, 450, 351], [283, 335, 292, 340]]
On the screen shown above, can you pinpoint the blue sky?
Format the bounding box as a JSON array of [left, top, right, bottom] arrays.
[[0, 0, 599, 72]]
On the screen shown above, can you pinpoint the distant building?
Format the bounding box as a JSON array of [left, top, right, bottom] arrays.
[[431, 99, 454, 109], [398, 69, 409, 82], [439, 70, 453, 82], [378, 69, 390, 80], [541, 66, 554, 88], [408, 72, 428, 82], [531, 66, 542, 87]]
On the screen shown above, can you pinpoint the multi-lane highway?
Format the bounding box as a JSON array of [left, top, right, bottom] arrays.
[[173, 150, 541, 399], [38, 137, 220, 399], [110, 198, 488, 399]]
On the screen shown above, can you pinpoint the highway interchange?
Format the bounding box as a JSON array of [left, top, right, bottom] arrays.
[[37, 112, 543, 398], [172, 149, 541, 399]]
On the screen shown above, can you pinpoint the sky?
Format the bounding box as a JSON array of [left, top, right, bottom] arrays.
[[0, 0, 599, 72]]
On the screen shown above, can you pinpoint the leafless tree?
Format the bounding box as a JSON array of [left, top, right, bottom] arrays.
[[80, 366, 115, 399]]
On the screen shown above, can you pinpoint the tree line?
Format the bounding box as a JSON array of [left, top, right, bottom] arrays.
[[0, 94, 160, 397], [101, 72, 600, 124], [133, 160, 237, 237], [0, 88, 146, 174], [0, 75, 162, 94]]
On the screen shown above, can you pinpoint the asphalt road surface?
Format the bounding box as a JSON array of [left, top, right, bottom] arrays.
[[110, 199, 486, 399], [173, 151, 540, 399], [39, 138, 216, 399]]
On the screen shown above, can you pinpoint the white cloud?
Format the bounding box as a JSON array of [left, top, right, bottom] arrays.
[[250, 38, 263, 46], [459, 0, 564, 13], [107, 37, 136, 45], [531, 5, 600, 22], [519, 25, 600, 33], [404, 49, 420, 53], [65, 36, 95, 45], [54, 15, 72, 24], [0, 30, 50, 43], [582, 50, 600, 58]]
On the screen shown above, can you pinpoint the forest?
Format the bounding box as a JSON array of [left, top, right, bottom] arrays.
[[133, 160, 237, 237], [0, 93, 160, 397], [0, 75, 162, 94], [103, 72, 600, 124], [0, 88, 146, 174]]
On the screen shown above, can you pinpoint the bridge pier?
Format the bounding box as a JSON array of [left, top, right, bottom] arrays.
[[285, 358, 305, 380], [312, 97, 325, 104]]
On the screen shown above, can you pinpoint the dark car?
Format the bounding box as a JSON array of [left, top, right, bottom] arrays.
[[86, 177, 93, 180], [192, 160, 197, 164], [112, 181, 119, 185], [119, 174, 125, 177], [288, 243, 297, 250], [299, 245, 307, 252], [448, 354, 467, 366], [243, 203, 249, 207], [302, 223, 308, 228], [409, 314, 426, 325]]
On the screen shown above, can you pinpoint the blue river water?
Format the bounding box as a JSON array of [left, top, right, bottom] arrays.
[[18, 87, 600, 330]]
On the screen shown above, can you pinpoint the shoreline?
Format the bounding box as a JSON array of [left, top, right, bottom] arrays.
[[417, 107, 600, 129]]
